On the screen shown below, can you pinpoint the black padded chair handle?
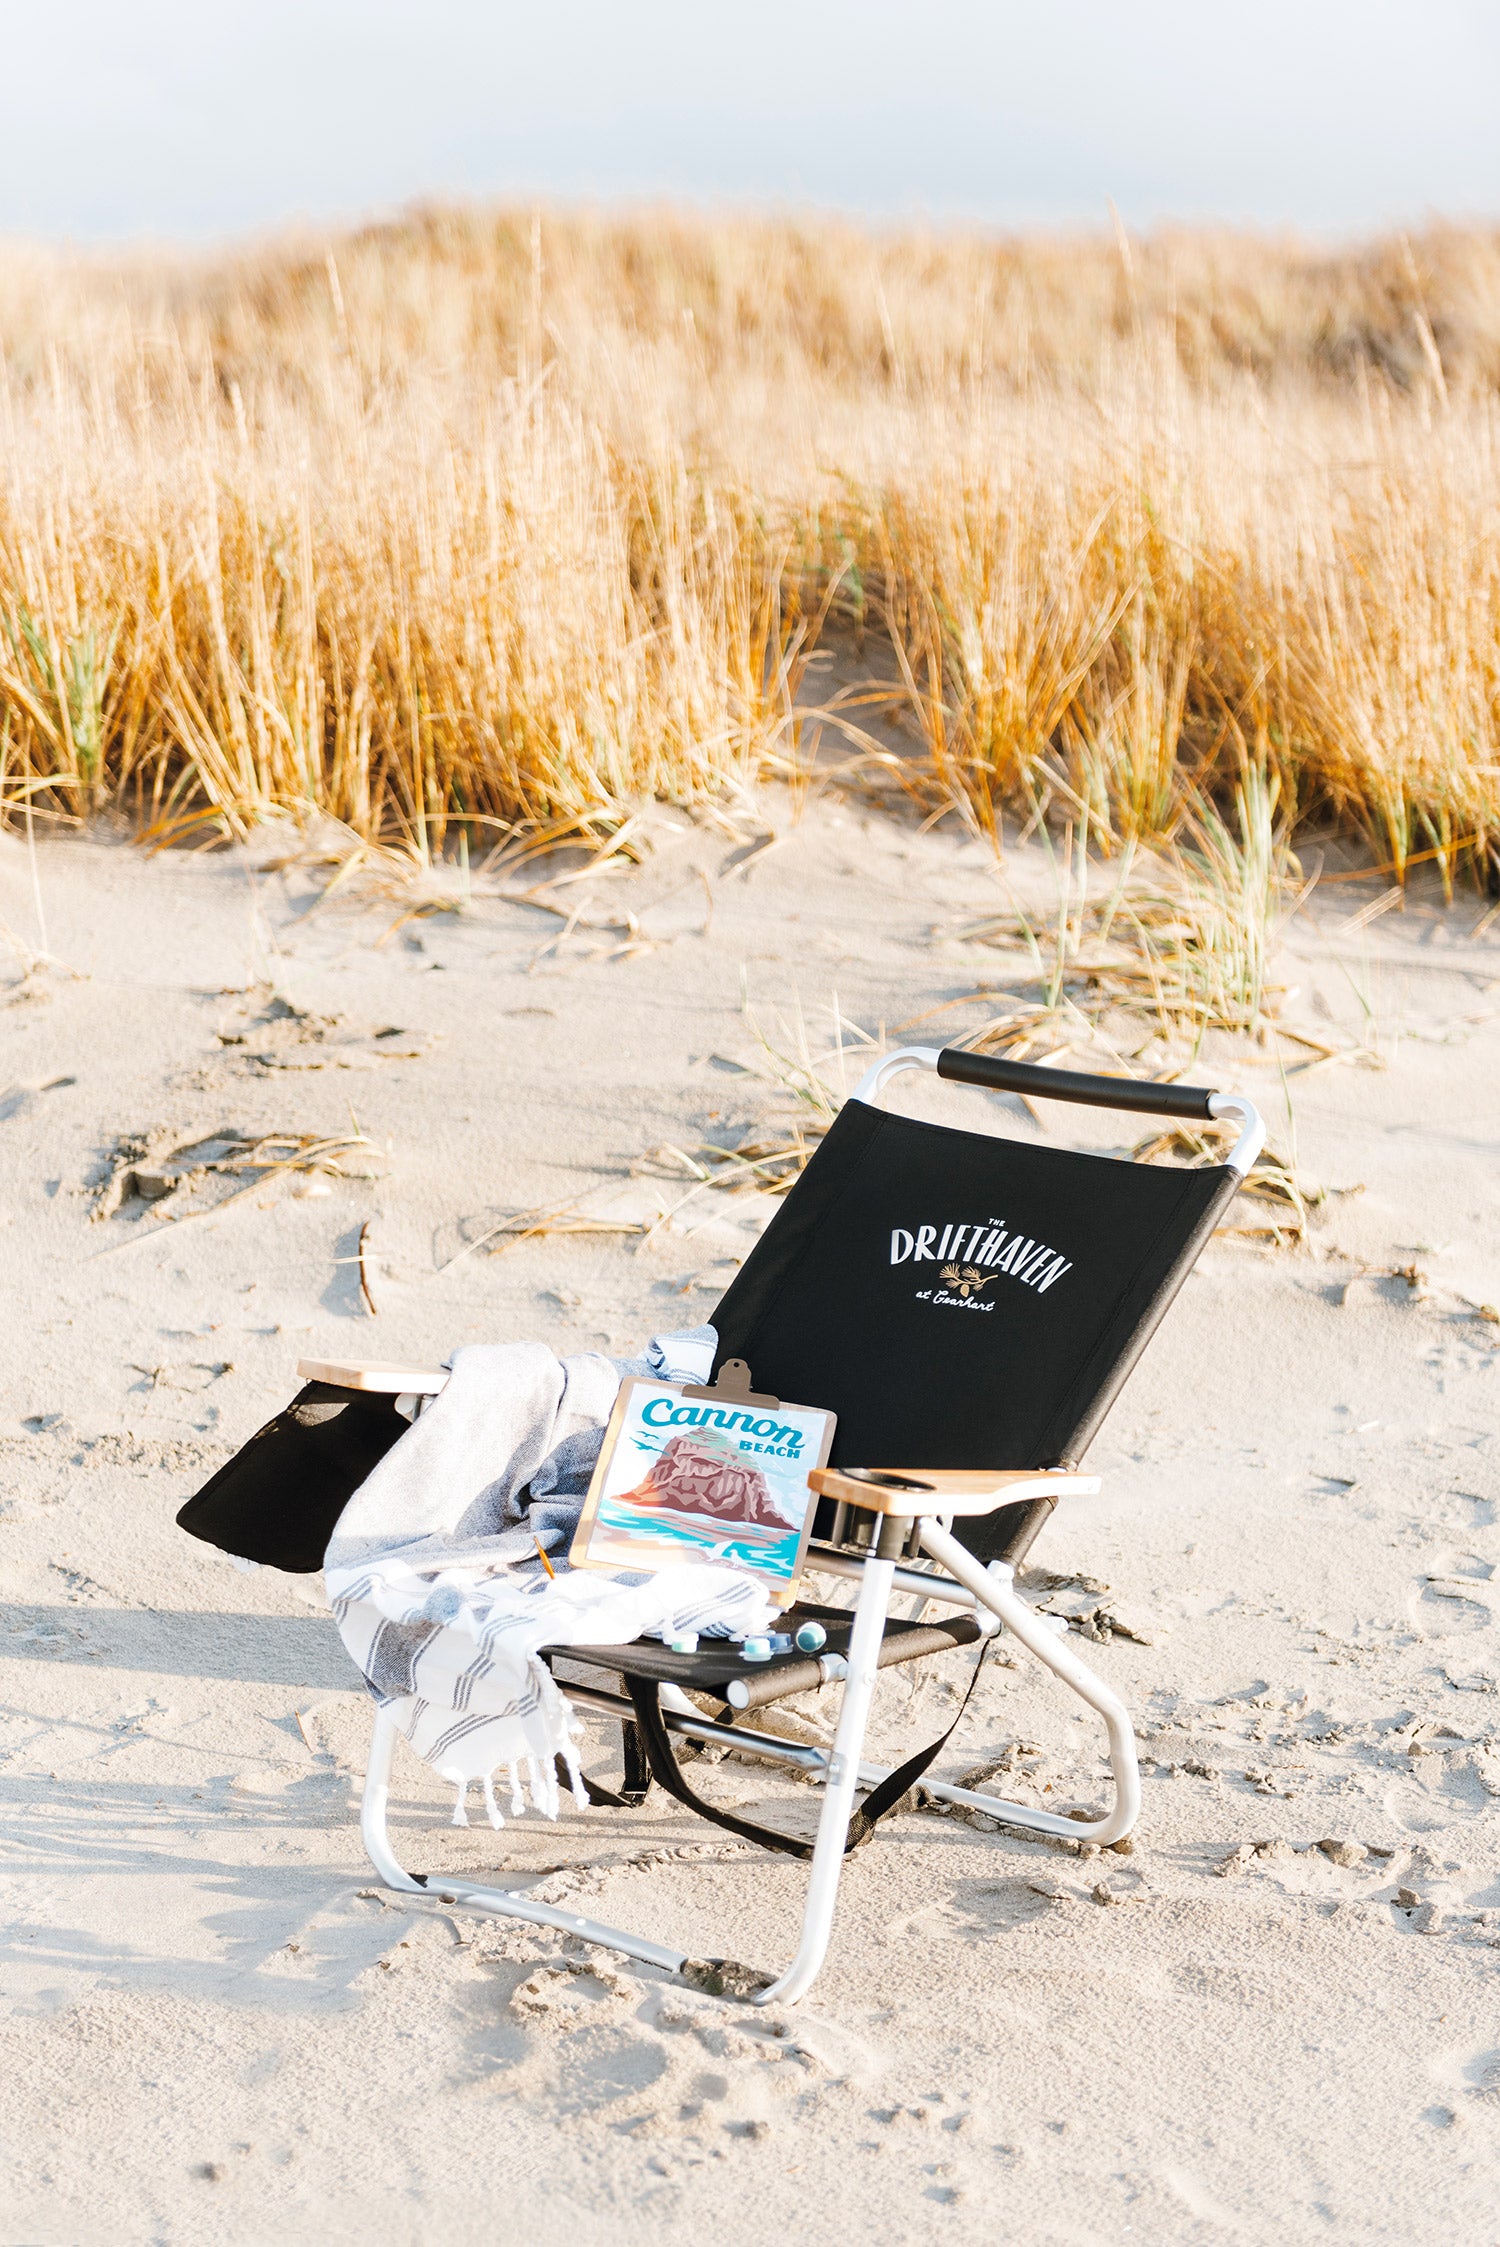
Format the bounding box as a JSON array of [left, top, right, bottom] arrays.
[[936, 1047, 1216, 1121]]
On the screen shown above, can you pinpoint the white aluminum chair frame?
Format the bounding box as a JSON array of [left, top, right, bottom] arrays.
[[358, 1048, 1264, 2007]]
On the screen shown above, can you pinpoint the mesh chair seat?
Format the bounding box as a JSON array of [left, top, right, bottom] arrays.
[[545, 1599, 983, 1703]]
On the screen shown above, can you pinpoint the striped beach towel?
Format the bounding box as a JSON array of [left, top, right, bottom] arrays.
[[324, 1329, 775, 1823]]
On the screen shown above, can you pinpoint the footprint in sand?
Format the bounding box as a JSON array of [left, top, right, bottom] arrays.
[[1411, 1554, 1495, 1636], [1430, 2045, 1500, 2123], [509, 1957, 642, 2024], [495, 1961, 871, 2144], [0, 1072, 76, 1122], [1382, 1762, 1496, 1832]]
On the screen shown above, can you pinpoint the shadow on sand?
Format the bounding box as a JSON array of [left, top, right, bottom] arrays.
[[2, 1604, 358, 1689]]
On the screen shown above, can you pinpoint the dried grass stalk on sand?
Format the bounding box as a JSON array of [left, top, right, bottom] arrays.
[[91, 1125, 382, 1231]]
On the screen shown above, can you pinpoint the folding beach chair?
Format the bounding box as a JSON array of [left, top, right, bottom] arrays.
[[178, 1046, 1263, 2006]]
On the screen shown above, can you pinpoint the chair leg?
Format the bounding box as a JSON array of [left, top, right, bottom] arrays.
[[359, 1703, 691, 1975], [750, 1552, 896, 2008], [356, 1556, 900, 2008], [916, 1520, 1140, 1847], [360, 1700, 426, 1896]]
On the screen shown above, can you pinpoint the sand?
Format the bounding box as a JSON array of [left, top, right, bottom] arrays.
[[1, 798, 1498, 2245]]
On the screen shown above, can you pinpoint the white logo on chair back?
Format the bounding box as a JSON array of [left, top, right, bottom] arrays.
[[889, 1218, 1071, 1310]]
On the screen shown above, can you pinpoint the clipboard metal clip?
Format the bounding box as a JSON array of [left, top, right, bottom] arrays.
[[679, 1356, 781, 1409]]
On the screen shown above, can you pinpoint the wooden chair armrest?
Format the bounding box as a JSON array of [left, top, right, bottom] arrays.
[[808, 1467, 1099, 1518], [297, 1357, 450, 1396]]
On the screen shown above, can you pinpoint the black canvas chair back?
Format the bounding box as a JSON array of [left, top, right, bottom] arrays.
[[712, 1047, 1247, 1560]]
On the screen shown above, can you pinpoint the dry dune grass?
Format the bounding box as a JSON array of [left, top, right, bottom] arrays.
[[1, 208, 1499, 886]]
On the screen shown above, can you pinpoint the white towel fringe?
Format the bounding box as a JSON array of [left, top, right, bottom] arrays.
[[563, 1746, 590, 1811]]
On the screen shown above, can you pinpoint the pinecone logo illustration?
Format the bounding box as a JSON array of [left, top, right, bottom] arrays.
[[940, 1262, 994, 1297]]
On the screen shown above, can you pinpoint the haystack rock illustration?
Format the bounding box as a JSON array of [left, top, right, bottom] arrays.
[[620, 1433, 797, 1533]]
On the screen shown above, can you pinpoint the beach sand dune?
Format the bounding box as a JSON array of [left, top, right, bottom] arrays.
[[1, 803, 1497, 2243]]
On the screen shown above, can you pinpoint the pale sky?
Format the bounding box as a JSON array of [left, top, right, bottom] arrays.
[[2, 0, 1497, 243]]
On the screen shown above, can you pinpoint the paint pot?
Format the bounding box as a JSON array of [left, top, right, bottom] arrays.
[[794, 1621, 828, 1653]]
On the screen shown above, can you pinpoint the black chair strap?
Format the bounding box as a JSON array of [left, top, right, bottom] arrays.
[[623, 1641, 992, 1861], [625, 1676, 827, 1859], [841, 1637, 992, 1827], [623, 1716, 653, 1801]]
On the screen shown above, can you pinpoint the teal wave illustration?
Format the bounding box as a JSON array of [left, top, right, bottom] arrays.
[[596, 1497, 800, 1578]]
